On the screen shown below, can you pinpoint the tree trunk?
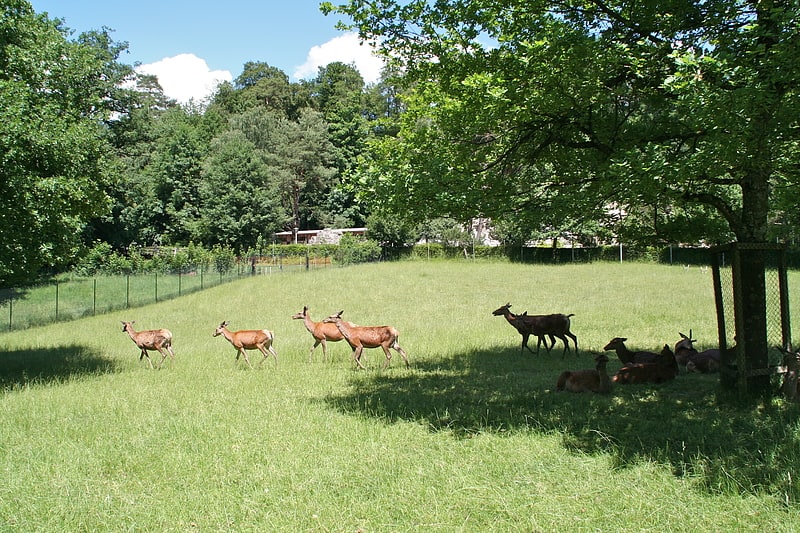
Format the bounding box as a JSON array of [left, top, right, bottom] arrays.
[[734, 170, 772, 395]]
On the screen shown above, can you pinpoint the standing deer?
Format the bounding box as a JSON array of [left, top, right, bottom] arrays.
[[492, 303, 577, 356], [213, 321, 277, 369], [291, 306, 345, 362], [121, 321, 175, 369], [322, 311, 409, 369]]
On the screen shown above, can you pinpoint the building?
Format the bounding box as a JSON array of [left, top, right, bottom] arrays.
[[273, 228, 367, 245]]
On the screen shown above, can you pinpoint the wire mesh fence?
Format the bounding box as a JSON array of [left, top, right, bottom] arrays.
[[0, 255, 332, 332]]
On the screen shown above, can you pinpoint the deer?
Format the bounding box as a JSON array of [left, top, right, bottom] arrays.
[[518, 310, 578, 356], [612, 344, 679, 384], [492, 303, 562, 355], [213, 321, 277, 369], [291, 306, 346, 362], [322, 311, 409, 369], [674, 331, 720, 373], [556, 353, 612, 393], [603, 337, 662, 365], [121, 321, 175, 369]]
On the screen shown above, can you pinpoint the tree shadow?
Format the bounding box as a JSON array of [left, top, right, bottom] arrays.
[[322, 346, 800, 502], [0, 344, 120, 392]]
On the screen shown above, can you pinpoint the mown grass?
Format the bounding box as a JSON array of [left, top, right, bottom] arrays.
[[0, 261, 799, 531]]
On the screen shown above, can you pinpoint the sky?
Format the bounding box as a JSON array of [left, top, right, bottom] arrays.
[[28, 1, 384, 104]]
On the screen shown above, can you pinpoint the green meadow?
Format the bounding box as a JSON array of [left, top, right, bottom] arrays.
[[1, 261, 799, 531]]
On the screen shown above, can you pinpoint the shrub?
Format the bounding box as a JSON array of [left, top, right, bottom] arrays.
[[333, 234, 382, 265]]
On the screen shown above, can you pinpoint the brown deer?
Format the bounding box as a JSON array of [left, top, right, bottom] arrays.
[[518, 310, 578, 356], [213, 321, 277, 369], [322, 311, 409, 369], [491, 303, 556, 355], [603, 337, 662, 365], [291, 306, 345, 362], [121, 321, 175, 369], [556, 353, 612, 393], [612, 344, 679, 384], [674, 331, 720, 373]]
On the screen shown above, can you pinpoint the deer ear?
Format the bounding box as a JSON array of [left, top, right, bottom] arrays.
[[337, 310, 344, 317]]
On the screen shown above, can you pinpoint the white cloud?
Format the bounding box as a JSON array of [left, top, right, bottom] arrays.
[[136, 53, 232, 105], [294, 32, 384, 84]]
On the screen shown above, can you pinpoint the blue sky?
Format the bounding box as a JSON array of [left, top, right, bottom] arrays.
[[29, 1, 383, 103]]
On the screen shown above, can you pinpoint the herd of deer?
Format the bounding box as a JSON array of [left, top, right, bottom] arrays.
[[491, 302, 800, 399], [119, 301, 800, 401], [120, 306, 409, 371]]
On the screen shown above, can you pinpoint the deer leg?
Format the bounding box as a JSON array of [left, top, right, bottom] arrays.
[[308, 340, 321, 363], [238, 348, 253, 369], [522, 332, 535, 355], [353, 346, 366, 369], [156, 348, 169, 369], [141, 349, 154, 369], [567, 333, 579, 355], [320, 339, 328, 362], [381, 346, 393, 368], [395, 345, 410, 368], [558, 334, 569, 357]]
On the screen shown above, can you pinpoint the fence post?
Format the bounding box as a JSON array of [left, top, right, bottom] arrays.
[[126, 275, 130, 309], [55, 281, 59, 321], [155, 272, 158, 302], [93, 278, 97, 315], [8, 296, 12, 330]]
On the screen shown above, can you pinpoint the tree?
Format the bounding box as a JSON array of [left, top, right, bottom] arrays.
[[263, 108, 338, 231], [326, 0, 800, 393], [198, 130, 286, 250], [0, 1, 135, 287]]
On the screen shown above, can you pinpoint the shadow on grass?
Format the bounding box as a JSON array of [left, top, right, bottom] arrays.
[[324, 346, 800, 503], [0, 345, 119, 391]]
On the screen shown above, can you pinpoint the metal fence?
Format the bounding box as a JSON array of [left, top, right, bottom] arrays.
[[0, 255, 332, 332]]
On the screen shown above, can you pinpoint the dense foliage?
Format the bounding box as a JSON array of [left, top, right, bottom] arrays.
[[3, 0, 799, 298]]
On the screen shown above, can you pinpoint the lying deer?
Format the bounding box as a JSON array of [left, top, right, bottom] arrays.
[[556, 353, 612, 393], [603, 337, 662, 365], [323, 311, 409, 369], [291, 306, 346, 362], [121, 321, 175, 369], [613, 344, 679, 384], [492, 303, 564, 355], [674, 331, 720, 373], [213, 321, 277, 369]]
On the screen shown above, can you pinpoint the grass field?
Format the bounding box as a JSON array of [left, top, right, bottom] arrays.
[[1, 261, 799, 531]]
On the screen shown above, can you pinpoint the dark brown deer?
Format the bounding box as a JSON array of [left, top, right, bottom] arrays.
[[518, 310, 578, 356], [603, 337, 662, 365], [674, 331, 720, 373], [492, 303, 556, 354], [121, 321, 175, 369], [556, 353, 612, 393], [291, 306, 345, 362], [323, 311, 409, 369], [213, 321, 277, 369], [613, 344, 679, 384]]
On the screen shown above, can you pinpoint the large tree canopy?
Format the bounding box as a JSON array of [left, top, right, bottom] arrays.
[[0, 0, 134, 287], [325, 0, 800, 393], [325, 0, 799, 245]]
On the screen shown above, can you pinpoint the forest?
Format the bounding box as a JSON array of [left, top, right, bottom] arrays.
[[1, 0, 799, 290]]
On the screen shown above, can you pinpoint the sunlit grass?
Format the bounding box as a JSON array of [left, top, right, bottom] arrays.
[[0, 261, 798, 531]]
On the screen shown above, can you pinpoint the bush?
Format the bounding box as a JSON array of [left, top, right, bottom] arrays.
[[333, 235, 382, 265]]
